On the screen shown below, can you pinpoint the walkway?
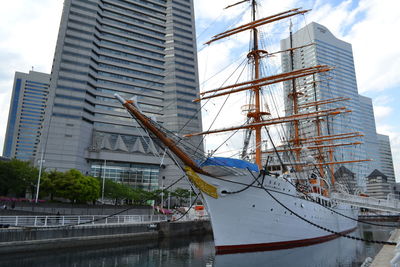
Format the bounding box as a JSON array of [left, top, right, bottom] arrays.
[[332, 193, 400, 213]]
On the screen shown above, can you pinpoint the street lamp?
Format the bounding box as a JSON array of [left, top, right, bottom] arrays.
[[101, 160, 107, 203], [35, 149, 45, 204], [161, 176, 165, 208]]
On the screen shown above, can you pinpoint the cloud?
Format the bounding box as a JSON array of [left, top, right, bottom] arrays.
[[373, 105, 393, 120], [0, 1, 63, 153], [307, 0, 400, 93]]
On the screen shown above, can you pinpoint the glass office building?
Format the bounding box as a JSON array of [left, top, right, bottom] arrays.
[[280, 22, 367, 186], [3, 71, 50, 161], [39, 0, 202, 189], [377, 134, 396, 184]]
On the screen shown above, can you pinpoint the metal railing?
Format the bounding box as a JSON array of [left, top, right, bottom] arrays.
[[332, 192, 400, 213], [0, 215, 170, 228]]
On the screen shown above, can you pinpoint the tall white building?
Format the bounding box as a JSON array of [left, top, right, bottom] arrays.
[[280, 22, 367, 187]]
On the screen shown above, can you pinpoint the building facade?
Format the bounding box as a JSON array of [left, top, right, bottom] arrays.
[[3, 71, 50, 161], [280, 22, 367, 188], [377, 134, 396, 184], [366, 169, 391, 199], [38, 0, 202, 190], [358, 95, 381, 174]]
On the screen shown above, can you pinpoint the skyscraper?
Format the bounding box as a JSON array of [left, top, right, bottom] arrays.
[[3, 71, 50, 161], [377, 133, 396, 184], [358, 95, 380, 174], [280, 22, 367, 186], [39, 0, 202, 189]]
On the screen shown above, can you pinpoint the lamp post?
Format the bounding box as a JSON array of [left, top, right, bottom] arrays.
[[167, 191, 171, 210], [161, 176, 165, 208], [101, 160, 107, 203], [35, 149, 44, 204]]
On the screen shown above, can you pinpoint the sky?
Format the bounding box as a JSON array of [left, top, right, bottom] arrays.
[[0, 0, 398, 180]]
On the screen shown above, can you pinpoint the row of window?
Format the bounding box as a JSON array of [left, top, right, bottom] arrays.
[[102, 16, 164, 38], [102, 24, 164, 45], [100, 39, 163, 58], [98, 62, 164, 80], [99, 46, 163, 65], [101, 8, 165, 31], [99, 54, 164, 73], [110, 0, 165, 16], [96, 87, 163, 103], [97, 79, 163, 95], [102, 2, 164, 24], [98, 71, 163, 88]]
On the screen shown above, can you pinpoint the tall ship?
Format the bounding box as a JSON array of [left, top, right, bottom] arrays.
[[115, 0, 369, 254]]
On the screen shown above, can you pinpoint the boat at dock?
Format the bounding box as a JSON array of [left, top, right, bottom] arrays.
[[114, 0, 367, 254]]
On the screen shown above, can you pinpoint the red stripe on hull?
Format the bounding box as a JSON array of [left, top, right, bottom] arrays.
[[216, 227, 357, 254]]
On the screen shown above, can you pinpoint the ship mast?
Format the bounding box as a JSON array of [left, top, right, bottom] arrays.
[[288, 21, 302, 171], [249, 0, 264, 169]]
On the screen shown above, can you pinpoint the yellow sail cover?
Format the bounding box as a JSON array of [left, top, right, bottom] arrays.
[[185, 166, 218, 199]]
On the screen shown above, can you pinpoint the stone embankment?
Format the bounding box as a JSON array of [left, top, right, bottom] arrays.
[[0, 220, 212, 254]]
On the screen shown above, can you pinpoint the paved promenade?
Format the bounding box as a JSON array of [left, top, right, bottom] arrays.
[[370, 229, 400, 267]]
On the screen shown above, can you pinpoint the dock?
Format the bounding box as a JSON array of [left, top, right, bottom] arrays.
[[370, 229, 400, 267]]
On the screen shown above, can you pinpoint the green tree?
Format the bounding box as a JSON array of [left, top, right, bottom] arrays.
[[40, 170, 64, 200], [101, 178, 132, 204], [131, 188, 154, 205], [53, 169, 100, 203], [172, 188, 191, 206], [0, 159, 38, 197]]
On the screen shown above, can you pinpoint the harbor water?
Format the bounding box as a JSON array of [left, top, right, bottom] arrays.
[[0, 224, 395, 267]]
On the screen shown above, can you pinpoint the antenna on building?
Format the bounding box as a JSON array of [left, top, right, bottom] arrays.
[[31, 66, 34, 71]]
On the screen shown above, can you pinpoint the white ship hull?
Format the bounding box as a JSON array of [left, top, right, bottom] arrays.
[[198, 171, 358, 254]]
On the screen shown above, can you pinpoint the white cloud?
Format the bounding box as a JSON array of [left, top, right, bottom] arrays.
[[0, 1, 63, 153], [373, 105, 393, 120], [307, 0, 400, 93]]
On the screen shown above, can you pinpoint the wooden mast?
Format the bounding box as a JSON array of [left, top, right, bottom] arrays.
[[288, 21, 302, 171], [114, 94, 209, 176], [250, 0, 263, 169]]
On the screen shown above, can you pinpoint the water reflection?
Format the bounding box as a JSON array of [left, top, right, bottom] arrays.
[[0, 224, 393, 267]]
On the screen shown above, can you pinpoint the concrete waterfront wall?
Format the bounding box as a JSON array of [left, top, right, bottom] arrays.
[[0, 220, 212, 254]]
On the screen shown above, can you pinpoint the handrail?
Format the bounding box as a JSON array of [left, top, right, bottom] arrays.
[[332, 192, 400, 213], [0, 215, 170, 227]]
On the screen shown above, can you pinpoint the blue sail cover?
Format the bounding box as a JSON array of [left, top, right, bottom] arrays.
[[200, 157, 259, 172]]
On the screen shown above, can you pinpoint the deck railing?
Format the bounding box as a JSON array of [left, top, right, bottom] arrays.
[[332, 192, 400, 213]]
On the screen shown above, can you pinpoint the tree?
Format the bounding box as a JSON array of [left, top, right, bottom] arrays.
[[40, 170, 64, 200], [53, 169, 100, 203], [101, 178, 132, 204], [131, 188, 155, 205], [172, 188, 191, 206], [0, 159, 38, 197]]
